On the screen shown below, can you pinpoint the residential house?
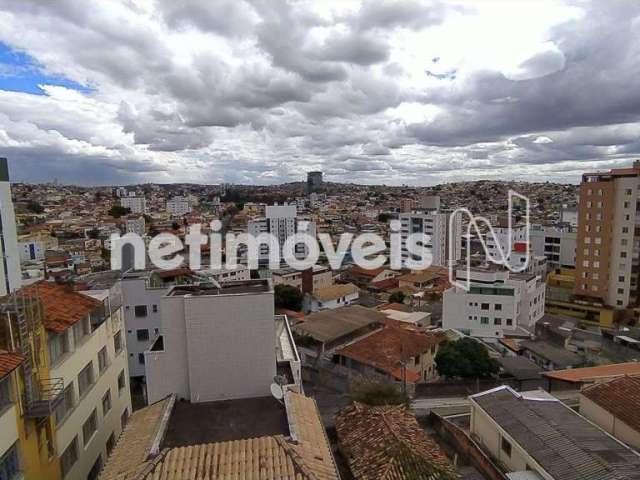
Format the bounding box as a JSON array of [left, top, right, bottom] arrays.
[[336, 402, 457, 480], [542, 362, 640, 391], [305, 283, 359, 312], [470, 385, 640, 479], [579, 375, 640, 450], [342, 266, 399, 289], [519, 340, 584, 371]]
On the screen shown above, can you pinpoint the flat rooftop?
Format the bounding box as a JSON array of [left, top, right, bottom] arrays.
[[161, 396, 288, 449], [168, 279, 271, 296]]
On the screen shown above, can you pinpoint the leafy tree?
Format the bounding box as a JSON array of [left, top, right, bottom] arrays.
[[87, 228, 100, 239], [351, 380, 409, 406], [389, 291, 406, 304], [435, 338, 500, 379], [27, 201, 45, 214], [377, 212, 392, 223], [274, 284, 303, 311], [108, 205, 131, 218]]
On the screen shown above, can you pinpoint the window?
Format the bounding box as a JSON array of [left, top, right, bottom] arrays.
[[0, 377, 12, 412], [626, 188, 633, 195], [121, 408, 129, 430], [54, 382, 75, 425], [134, 305, 148, 317], [136, 329, 149, 342], [98, 347, 108, 374], [495, 304, 502, 311], [102, 390, 112, 416], [0, 443, 20, 480], [152, 305, 158, 313], [494, 318, 502, 325], [481, 303, 489, 310], [619, 275, 625, 283], [106, 433, 116, 456], [48, 332, 70, 365], [118, 370, 126, 395], [138, 353, 145, 365], [82, 409, 98, 446], [621, 251, 628, 258], [73, 317, 90, 345], [60, 437, 78, 478], [480, 317, 489, 325], [78, 362, 94, 398], [501, 437, 512, 457], [506, 319, 513, 326], [114, 330, 123, 354], [623, 227, 629, 233]]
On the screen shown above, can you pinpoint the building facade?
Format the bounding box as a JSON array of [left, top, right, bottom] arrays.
[[574, 162, 640, 308], [399, 211, 461, 268], [443, 266, 545, 339], [0, 158, 22, 296], [166, 196, 191, 216], [119, 196, 146, 214]]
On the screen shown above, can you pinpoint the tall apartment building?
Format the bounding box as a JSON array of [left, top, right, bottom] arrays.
[[166, 196, 191, 216], [119, 196, 146, 214], [0, 158, 22, 296], [306, 170, 323, 193], [247, 204, 316, 267], [145, 279, 301, 404], [443, 265, 546, 339], [399, 209, 461, 268], [0, 280, 131, 480], [530, 224, 577, 271], [574, 162, 640, 308]]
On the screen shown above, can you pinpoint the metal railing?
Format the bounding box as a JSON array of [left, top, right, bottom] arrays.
[[24, 377, 64, 419]]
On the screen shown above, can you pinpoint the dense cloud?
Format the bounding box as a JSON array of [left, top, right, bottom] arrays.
[[0, 0, 638, 185]]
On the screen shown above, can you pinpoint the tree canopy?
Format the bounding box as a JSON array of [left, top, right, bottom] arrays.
[[435, 338, 500, 379], [274, 284, 303, 311], [108, 205, 131, 218]]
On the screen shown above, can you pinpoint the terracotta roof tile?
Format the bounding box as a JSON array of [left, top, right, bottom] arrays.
[[581, 376, 640, 433], [542, 362, 640, 384], [336, 327, 444, 383], [0, 351, 25, 379], [335, 403, 458, 480], [21, 281, 102, 333], [312, 283, 358, 302]]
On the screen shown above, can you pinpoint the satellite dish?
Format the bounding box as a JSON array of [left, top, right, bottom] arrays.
[[270, 383, 284, 401]]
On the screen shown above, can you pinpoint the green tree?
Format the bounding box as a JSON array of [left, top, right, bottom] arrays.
[[108, 205, 131, 218], [274, 284, 303, 311], [351, 381, 409, 406], [435, 338, 500, 379], [377, 212, 392, 222], [389, 291, 406, 304], [27, 201, 44, 214]]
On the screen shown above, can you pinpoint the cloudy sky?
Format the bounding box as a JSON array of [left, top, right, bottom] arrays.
[[0, 0, 639, 186]]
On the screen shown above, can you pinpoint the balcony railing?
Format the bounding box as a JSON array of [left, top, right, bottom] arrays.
[[24, 378, 64, 419]]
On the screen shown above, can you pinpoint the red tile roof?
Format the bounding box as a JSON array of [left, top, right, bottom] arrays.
[[336, 327, 444, 383], [22, 281, 102, 333], [369, 277, 400, 291], [0, 351, 25, 379], [582, 376, 640, 432], [335, 403, 458, 480], [542, 362, 640, 384], [348, 266, 386, 277]]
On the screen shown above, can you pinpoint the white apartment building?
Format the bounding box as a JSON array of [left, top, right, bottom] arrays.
[[166, 196, 191, 216], [443, 265, 545, 339], [145, 279, 301, 404], [121, 271, 170, 379], [0, 158, 22, 296], [197, 265, 251, 283], [38, 280, 131, 480], [125, 217, 146, 237], [399, 211, 461, 268], [530, 224, 577, 270], [247, 204, 316, 267], [120, 196, 146, 214]]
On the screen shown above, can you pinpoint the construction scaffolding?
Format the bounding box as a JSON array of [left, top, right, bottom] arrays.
[[0, 285, 64, 420]]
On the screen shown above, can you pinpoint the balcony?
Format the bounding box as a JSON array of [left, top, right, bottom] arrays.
[[24, 378, 64, 419]]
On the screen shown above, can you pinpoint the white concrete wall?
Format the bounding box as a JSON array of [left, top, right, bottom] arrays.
[[580, 395, 640, 450], [52, 307, 131, 480], [0, 180, 22, 295], [0, 401, 18, 458]]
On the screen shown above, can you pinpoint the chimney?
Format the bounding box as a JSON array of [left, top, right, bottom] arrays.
[[301, 268, 313, 294]]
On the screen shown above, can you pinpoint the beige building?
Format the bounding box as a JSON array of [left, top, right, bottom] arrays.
[[575, 161, 640, 308], [33, 280, 132, 480], [271, 265, 333, 292], [579, 375, 640, 450], [470, 386, 640, 479]]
